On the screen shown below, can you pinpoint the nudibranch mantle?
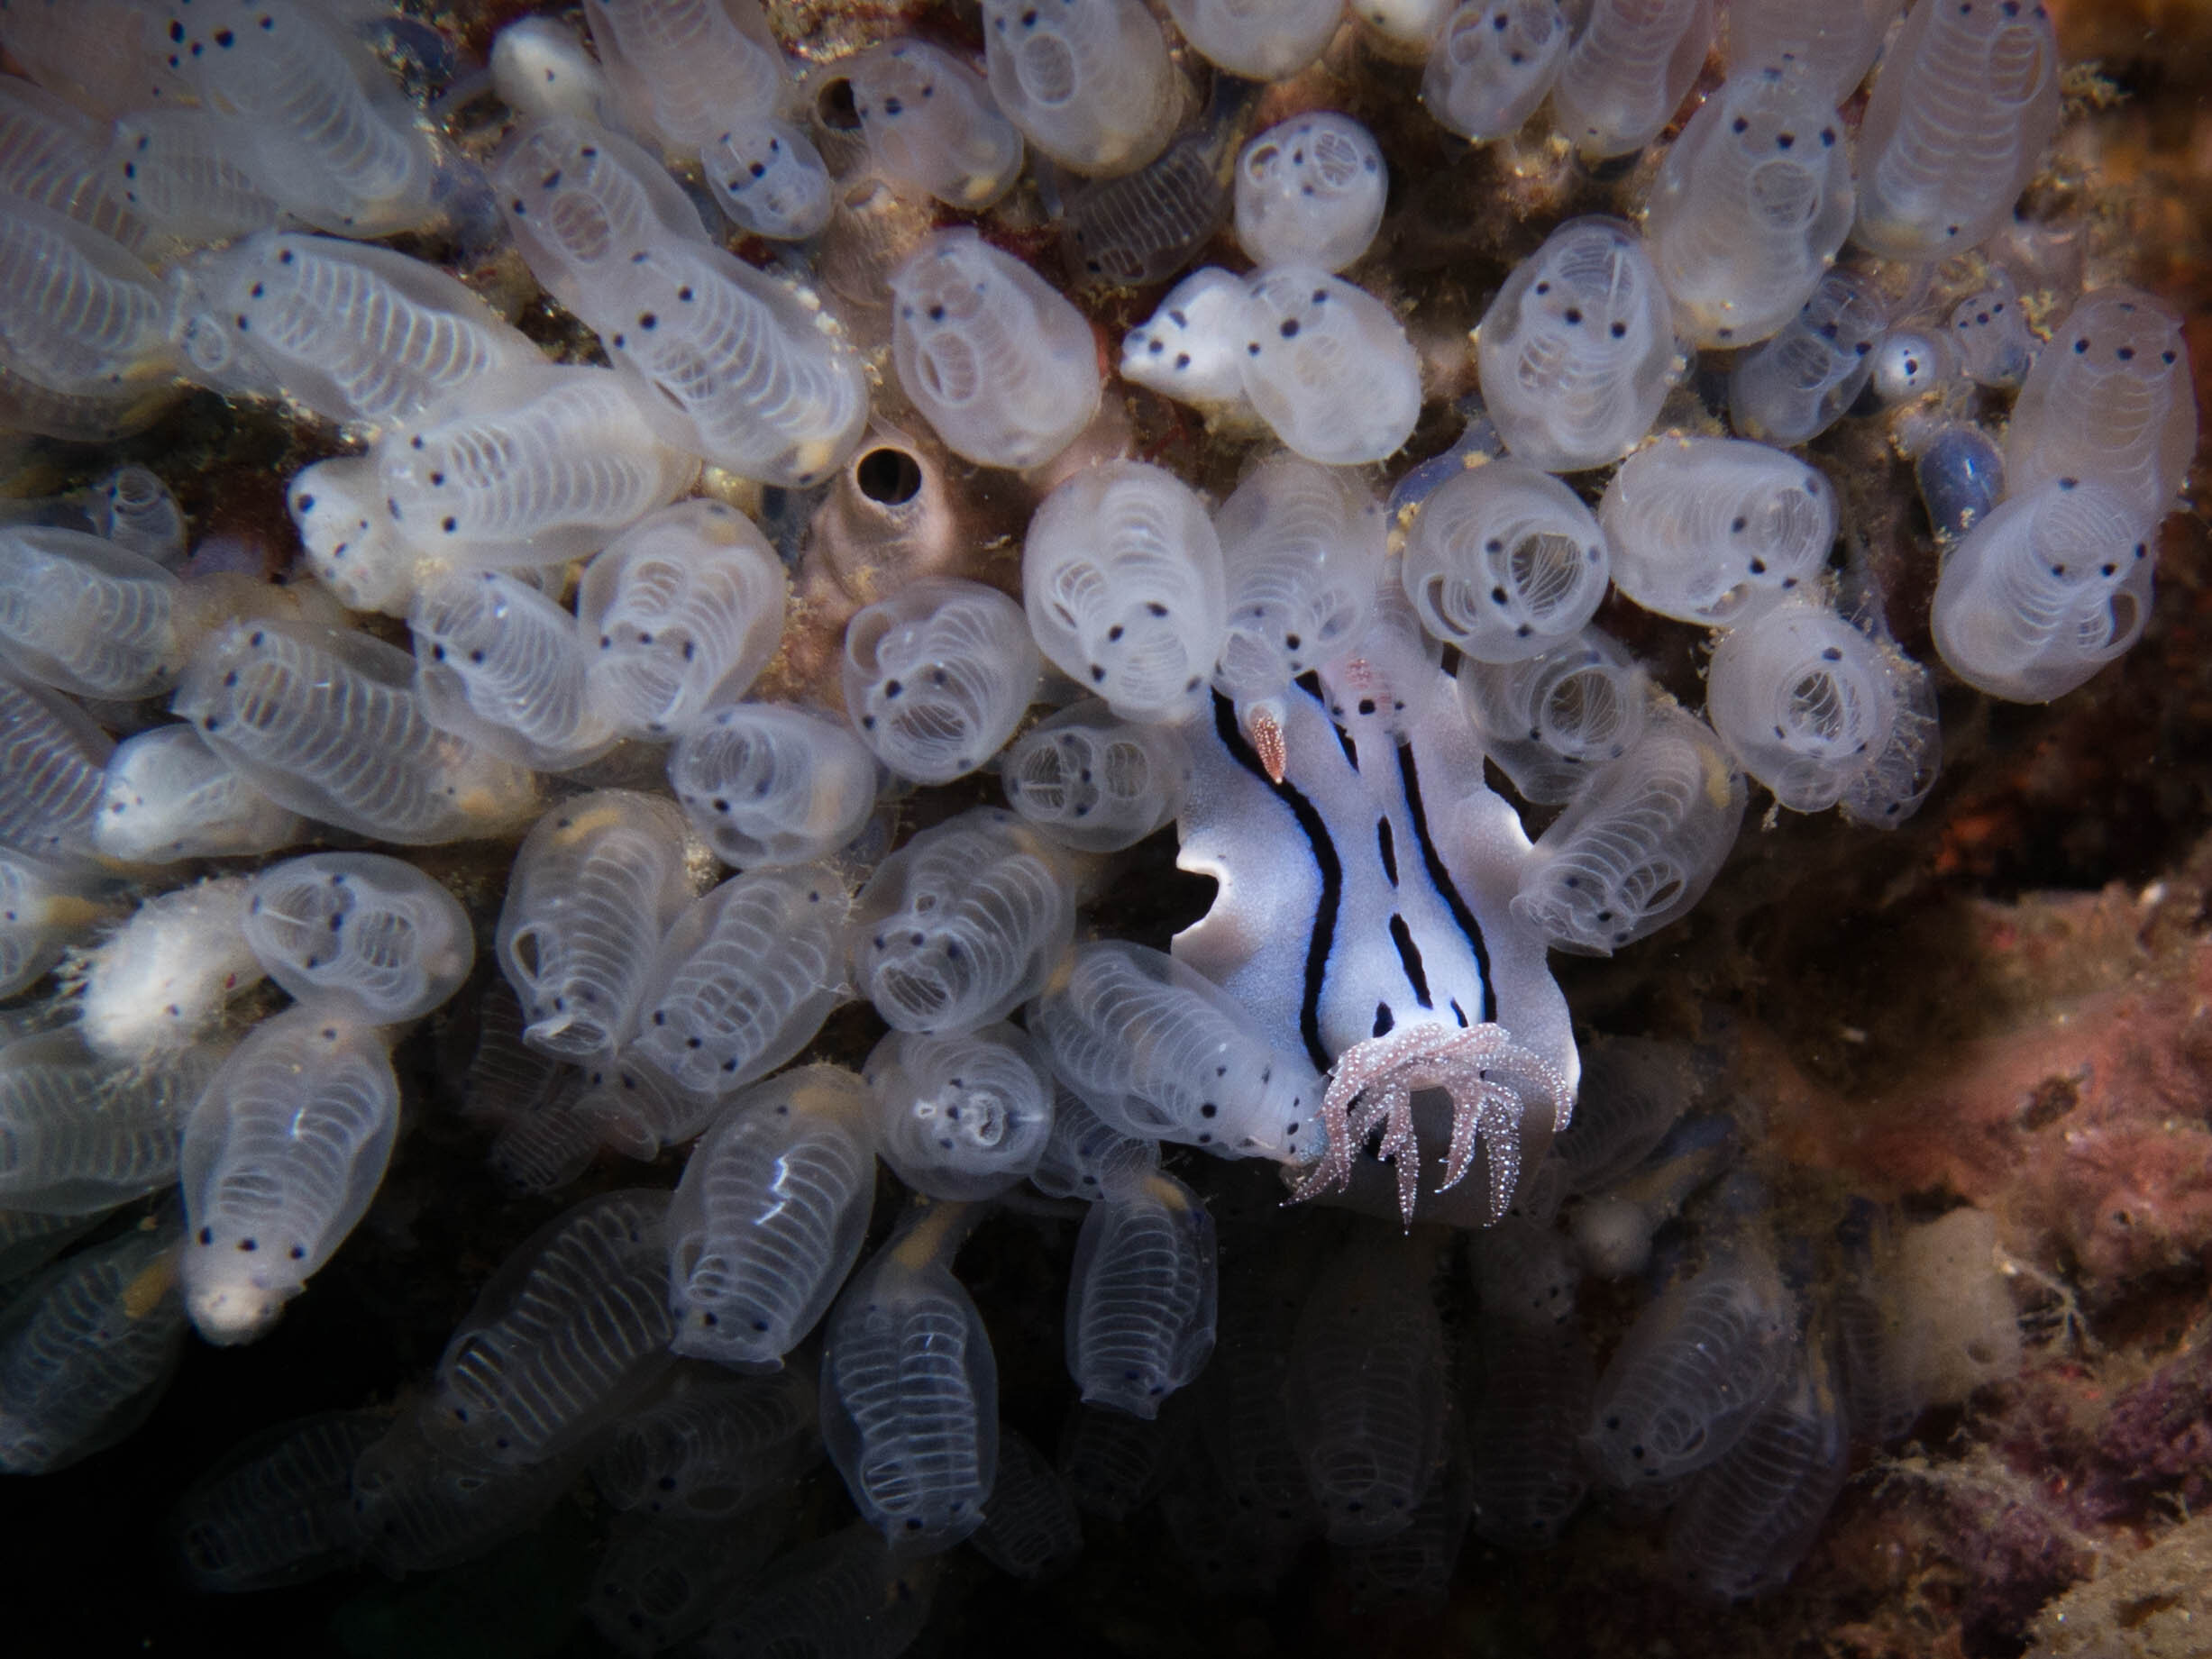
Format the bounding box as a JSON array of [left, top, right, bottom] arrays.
[[1173, 669, 1577, 1226]]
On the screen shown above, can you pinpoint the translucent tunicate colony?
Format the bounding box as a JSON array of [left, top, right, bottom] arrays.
[[0, 0, 2195, 1649]]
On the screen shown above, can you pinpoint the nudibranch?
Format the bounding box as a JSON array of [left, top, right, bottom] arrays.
[[1174, 653, 1577, 1226]]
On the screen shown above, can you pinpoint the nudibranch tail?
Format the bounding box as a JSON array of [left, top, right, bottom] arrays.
[[1293, 1023, 1569, 1227]]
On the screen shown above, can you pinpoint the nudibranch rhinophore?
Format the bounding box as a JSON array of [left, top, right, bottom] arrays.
[[1175, 667, 1577, 1226]]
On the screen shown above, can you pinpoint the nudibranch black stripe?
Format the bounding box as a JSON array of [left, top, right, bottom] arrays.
[[1210, 689, 1339, 1071], [1400, 742, 1496, 1024]]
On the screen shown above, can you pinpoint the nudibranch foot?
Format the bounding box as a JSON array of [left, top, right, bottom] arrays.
[[1293, 1022, 1569, 1228]]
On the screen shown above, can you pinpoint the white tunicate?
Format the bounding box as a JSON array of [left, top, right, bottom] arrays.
[[582, 0, 789, 156], [1666, 1342, 1851, 1600], [1513, 704, 1745, 954], [578, 499, 787, 742], [0, 1223, 187, 1474], [0, 524, 181, 698], [493, 117, 710, 312], [94, 725, 305, 864], [410, 570, 613, 771], [821, 1207, 998, 1550], [1477, 217, 1677, 472], [842, 577, 1040, 785], [2005, 286, 2198, 518], [0, 198, 174, 430], [180, 1007, 400, 1345], [1870, 328, 1953, 403], [1551, 0, 1714, 160], [175, 1410, 387, 1593], [105, 106, 279, 245], [349, 1411, 583, 1575], [668, 703, 881, 868], [171, 618, 541, 846], [1234, 114, 1387, 274], [851, 808, 1074, 1037], [242, 852, 474, 1025], [593, 1367, 818, 1518], [1705, 601, 1928, 816], [0, 76, 132, 255], [1727, 267, 1888, 446], [1119, 267, 1257, 416], [1586, 1253, 1795, 1488], [1855, 0, 2061, 263], [1164, 0, 1343, 81], [498, 792, 697, 1062], [982, 0, 1179, 178], [1065, 1168, 1217, 1418], [891, 228, 1102, 471], [90, 465, 186, 570], [864, 1024, 1056, 1200], [1027, 939, 1323, 1163], [0, 1032, 216, 1214], [1422, 0, 1570, 143], [489, 14, 613, 123], [666, 1063, 877, 1367], [1029, 1089, 1159, 1201], [1024, 460, 1229, 726], [1725, 0, 1899, 104], [631, 864, 852, 1117], [1600, 435, 1837, 625], [972, 1426, 1084, 1580], [288, 455, 418, 616], [999, 698, 1192, 854], [1457, 627, 1651, 805], [1238, 268, 1422, 467], [849, 39, 1024, 210], [1283, 1230, 1448, 1544], [690, 1522, 937, 1658], [586, 1512, 782, 1656], [375, 366, 699, 567], [166, 0, 439, 237], [174, 232, 541, 431], [0, 848, 102, 996], [78, 877, 261, 1058], [1402, 460, 1611, 661], [1645, 68, 1855, 350], [605, 234, 869, 488], [1946, 270, 2034, 388], [1930, 475, 2158, 703], [0, 666, 112, 861], [0, 0, 187, 119], [701, 116, 832, 239], [432, 1189, 675, 1467]]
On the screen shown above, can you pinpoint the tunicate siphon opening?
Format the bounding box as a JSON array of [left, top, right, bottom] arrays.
[[855, 447, 923, 507], [816, 77, 860, 132]]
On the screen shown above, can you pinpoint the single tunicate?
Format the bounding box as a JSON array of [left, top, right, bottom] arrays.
[[1600, 435, 1837, 626], [1402, 460, 1611, 661], [1476, 217, 1677, 472], [668, 702, 881, 868], [243, 852, 474, 1025], [842, 577, 1039, 785], [1024, 460, 1229, 727], [891, 229, 1102, 471], [849, 808, 1073, 1035], [180, 1007, 401, 1345], [1233, 114, 1386, 274]]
